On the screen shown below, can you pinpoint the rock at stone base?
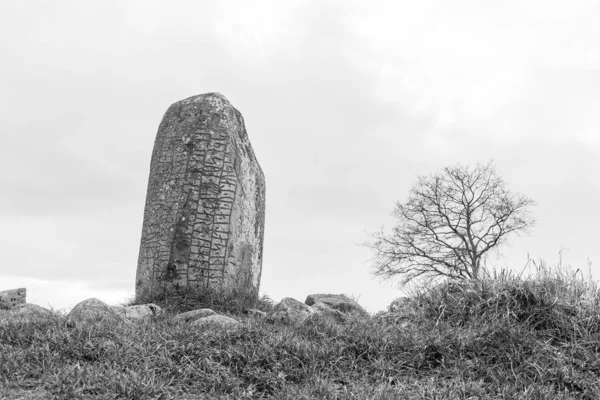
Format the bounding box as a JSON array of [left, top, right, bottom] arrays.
[[173, 308, 217, 323], [245, 308, 266, 318], [373, 311, 414, 329], [386, 296, 423, 323], [111, 303, 164, 322], [110, 306, 124, 316], [388, 297, 411, 312], [0, 288, 26, 310], [305, 294, 369, 318], [267, 297, 315, 325], [0, 296, 247, 330], [191, 314, 239, 327], [388, 297, 423, 314], [67, 298, 130, 326], [310, 302, 348, 324], [0, 303, 55, 326]]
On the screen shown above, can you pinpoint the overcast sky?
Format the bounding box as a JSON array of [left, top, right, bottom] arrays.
[[1, 0, 599, 313]]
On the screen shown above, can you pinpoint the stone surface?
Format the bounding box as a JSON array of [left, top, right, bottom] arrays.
[[136, 93, 266, 303], [0, 293, 248, 330], [190, 314, 239, 327], [267, 297, 315, 325], [67, 298, 129, 325], [245, 308, 266, 318], [172, 308, 217, 323], [0, 288, 26, 309], [388, 297, 413, 313], [373, 310, 413, 329], [111, 303, 164, 322], [0, 303, 54, 325], [386, 296, 422, 322], [305, 294, 369, 317], [310, 302, 348, 324]]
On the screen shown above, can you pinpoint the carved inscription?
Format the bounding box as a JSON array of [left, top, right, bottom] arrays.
[[136, 93, 266, 300], [187, 130, 238, 288]]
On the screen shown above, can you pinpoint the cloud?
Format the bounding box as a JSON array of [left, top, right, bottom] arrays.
[[1, 0, 599, 313], [0, 213, 139, 288]]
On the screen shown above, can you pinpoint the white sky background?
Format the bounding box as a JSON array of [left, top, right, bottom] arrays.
[[1, 0, 599, 313]]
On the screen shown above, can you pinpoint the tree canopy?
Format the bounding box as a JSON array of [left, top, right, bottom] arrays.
[[368, 161, 535, 285]]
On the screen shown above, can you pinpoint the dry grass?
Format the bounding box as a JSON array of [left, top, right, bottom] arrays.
[[1, 261, 599, 399]]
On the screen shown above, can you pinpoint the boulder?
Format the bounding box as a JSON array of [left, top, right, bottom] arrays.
[[0, 288, 26, 310], [310, 302, 348, 324], [267, 297, 315, 325], [136, 93, 266, 303], [9, 303, 53, 317], [305, 294, 369, 318], [0, 303, 54, 325], [373, 310, 414, 329], [0, 296, 264, 330], [191, 314, 239, 327], [173, 308, 217, 323], [388, 297, 411, 312], [388, 296, 422, 315], [379, 296, 423, 327], [67, 298, 129, 326], [111, 303, 164, 322], [245, 308, 266, 318]]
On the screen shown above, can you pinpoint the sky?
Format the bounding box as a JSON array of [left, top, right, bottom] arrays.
[[1, 0, 599, 314]]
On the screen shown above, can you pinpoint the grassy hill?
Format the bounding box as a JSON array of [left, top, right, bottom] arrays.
[[1, 262, 599, 399]]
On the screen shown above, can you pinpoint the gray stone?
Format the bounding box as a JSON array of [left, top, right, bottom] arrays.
[[267, 297, 315, 325], [388, 296, 423, 314], [67, 298, 129, 325], [305, 294, 369, 317], [388, 297, 412, 312], [0, 288, 26, 310], [191, 314, 239, 327], [310, 302, 348, 323], [373, 310, 413, 329], [386, 296, 422, 322], [136, 93, 266, 302], [112, 303, 164, 322], [245, 308, 266, 318], [173, 308, 217, 323], [0, 303, 54, 325], [110, 305, 124, 315]]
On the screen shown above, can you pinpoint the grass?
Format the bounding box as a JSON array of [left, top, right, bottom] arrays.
[[1, 261, 600, 399]]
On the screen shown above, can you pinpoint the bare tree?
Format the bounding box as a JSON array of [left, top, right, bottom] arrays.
[[367, 161, 535, 285]]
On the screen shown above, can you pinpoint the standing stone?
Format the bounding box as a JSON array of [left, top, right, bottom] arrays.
[[136, 93, 266, 302]]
